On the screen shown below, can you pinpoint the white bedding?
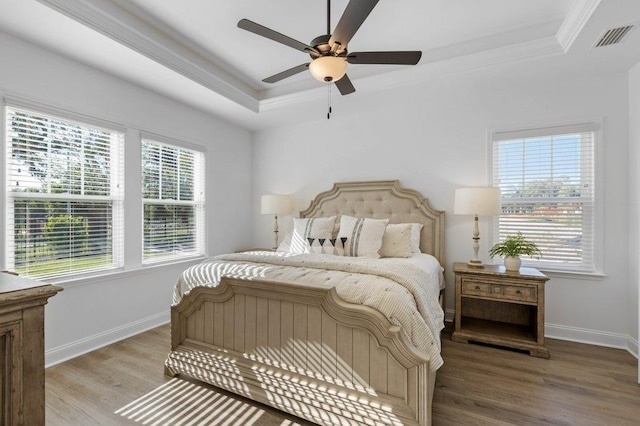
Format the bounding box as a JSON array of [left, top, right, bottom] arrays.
[[174, 251, 445, 370]]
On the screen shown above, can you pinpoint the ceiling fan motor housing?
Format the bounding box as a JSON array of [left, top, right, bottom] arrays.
[[308, 34, 348, 82]]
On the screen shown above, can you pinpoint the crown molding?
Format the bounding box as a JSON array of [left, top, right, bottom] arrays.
[[557, 0, 602, 51], [35, 0, 595, 115], [36, 0, 259, 112]]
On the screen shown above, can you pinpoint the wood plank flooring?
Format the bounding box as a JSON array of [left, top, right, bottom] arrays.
[[45, 324, 640, 425]]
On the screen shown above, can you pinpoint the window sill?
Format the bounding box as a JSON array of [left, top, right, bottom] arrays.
[[489, 262, 606, 280], [50, 256, 207, 288], [536, 268, 606, 280]]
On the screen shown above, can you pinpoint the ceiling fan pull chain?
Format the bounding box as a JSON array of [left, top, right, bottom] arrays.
[[327, 83, 332, 119]]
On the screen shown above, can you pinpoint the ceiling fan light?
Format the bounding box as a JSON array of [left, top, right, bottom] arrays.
[[309, 56, 347, 82]]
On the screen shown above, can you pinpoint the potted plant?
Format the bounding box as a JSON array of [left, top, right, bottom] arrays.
[[489, 232, 541, 271]]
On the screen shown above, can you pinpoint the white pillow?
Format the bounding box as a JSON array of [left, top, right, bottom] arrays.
[[307, 237, 347, 255], [338, 215, 389, 258], [380, 223, 413, 258], [276, 231, 292, 252], [410, 223, 424, 253], [311, 237, 333, 254], [288, 216, 337, 254]]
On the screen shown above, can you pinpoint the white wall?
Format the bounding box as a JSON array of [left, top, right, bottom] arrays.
[[0, 31, 254, 365], [629, 62, 640, 363], [253, 61, 635, 350]]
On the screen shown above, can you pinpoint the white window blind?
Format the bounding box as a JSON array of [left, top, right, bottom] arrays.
[[142, 139, 205, 263], [491, 122, 598, 273], [5, 106, 124, 280]]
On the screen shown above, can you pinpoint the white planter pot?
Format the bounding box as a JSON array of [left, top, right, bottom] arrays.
[[504, 256, 521, 271]]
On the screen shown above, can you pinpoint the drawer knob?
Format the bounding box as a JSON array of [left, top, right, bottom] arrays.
[[516, 290, 522, 294], [475, 286, 480, 290]]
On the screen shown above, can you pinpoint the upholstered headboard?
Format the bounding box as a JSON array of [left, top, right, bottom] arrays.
[[300, 180, 445, 265]]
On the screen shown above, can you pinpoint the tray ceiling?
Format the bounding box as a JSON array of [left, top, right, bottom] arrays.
[[2, 0, 640, 129]]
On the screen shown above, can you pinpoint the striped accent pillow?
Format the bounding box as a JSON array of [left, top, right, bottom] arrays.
[[337, 215, 389, 258], [289, 216, 336, 253]]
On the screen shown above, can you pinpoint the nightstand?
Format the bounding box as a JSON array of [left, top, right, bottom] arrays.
[[451, 262, 550, 358]]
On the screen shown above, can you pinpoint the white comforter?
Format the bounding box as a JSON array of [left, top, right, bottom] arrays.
[[174, 251, 445, 370]]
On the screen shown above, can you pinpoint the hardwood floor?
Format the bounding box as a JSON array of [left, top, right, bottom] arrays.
[[45, 324, 639, 425], [433, 334, 640, 425]]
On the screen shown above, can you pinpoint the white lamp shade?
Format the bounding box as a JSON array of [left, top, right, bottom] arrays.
[[261, 194, 292, 215], [309, 56, 347, 82], [454, 187, 501, 216]]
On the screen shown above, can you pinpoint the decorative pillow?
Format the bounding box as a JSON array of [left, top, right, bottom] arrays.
[[380, 223, 413, 258], [330, 237, 348, 256], [305, 237, 347, 255], [307, 237, 328, 254], [410, 223, 424, 253], [337, 215, 389, 258], [276, 231, 292, 252], [289, 216, 336, 253]]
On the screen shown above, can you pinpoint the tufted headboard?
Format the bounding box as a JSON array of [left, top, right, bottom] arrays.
[[300, 180, 445, 265]]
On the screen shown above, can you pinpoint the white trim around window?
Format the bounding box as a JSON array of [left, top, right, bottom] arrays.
[[141, 138, 205, 264], [4, 103, 125, 280], [488, 118, 604, 275]]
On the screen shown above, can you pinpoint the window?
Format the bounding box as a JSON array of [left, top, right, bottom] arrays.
[[142, 139, 205, 263], [491, 122, 599, 273], [5, 106, 124, 280]]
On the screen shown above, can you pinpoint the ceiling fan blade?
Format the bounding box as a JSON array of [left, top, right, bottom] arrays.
[[329, 0, 379, 49], [238, 19, 319, 55], [335, 74, 356, 95], [347, 51, 422, 65], [262, 63, 310, 83]]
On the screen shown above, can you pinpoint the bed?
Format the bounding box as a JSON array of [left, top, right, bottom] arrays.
[[164, 180, 445, 425]]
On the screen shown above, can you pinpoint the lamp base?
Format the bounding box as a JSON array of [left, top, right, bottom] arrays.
[[467, 259, 484, 268]]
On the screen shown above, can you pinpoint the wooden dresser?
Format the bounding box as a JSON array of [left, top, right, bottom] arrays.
[[0, 273, 62, 425], [451, 262, 550, 358]]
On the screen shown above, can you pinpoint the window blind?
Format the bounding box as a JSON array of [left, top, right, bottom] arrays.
[[492, 125, 596, 272], [142, 139, 205, 263], [5, 107, 124, 280]]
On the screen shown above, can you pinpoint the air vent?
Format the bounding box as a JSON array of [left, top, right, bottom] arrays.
[[594, 25, 636, 47]]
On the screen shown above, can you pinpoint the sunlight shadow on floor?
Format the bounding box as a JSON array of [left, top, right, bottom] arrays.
[[115, 378, 301, 426]]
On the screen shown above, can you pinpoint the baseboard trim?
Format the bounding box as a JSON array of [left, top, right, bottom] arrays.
[[545, 323, 638, 359], [627, 335, 639, 359], [445, 308, 455, 323], [45, 311, 170, 368], [446, 311, 638, 359]]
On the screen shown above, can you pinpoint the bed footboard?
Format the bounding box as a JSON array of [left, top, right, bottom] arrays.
[[165, 277, 434, 426]]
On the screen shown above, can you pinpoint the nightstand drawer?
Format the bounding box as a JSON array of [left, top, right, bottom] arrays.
[[500, 284, 537, 302], [461, 281, 492, 297], [461, 279, 537, 303]]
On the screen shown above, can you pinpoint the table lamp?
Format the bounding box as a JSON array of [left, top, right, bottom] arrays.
[[261, 194, 293, 250], [454, 187, 501, 267]]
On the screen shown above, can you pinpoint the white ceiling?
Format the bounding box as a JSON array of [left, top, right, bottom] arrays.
[[1, 0, 640, 130]]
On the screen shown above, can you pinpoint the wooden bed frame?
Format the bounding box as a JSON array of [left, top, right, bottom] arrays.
[[165, 180, 445, 425]]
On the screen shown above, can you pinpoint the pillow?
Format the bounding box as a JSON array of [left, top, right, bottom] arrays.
[[410, 223, 424, 253], [338, 215, 389, 258], [307, 237, 347, 255], [380, 223, 413, 258], [276, 231, 292, 252], [330, 237, 348, 256], [288, 216, 336, 253], [307, 237, 328, 254]]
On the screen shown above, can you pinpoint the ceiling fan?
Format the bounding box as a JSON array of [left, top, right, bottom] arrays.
[[238, 0, 422, 96]]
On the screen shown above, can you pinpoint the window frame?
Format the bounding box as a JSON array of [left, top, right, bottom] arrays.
[[141, 136, 205, 265], [3, 100, 125, 281], [488, 119, 604, 276]]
